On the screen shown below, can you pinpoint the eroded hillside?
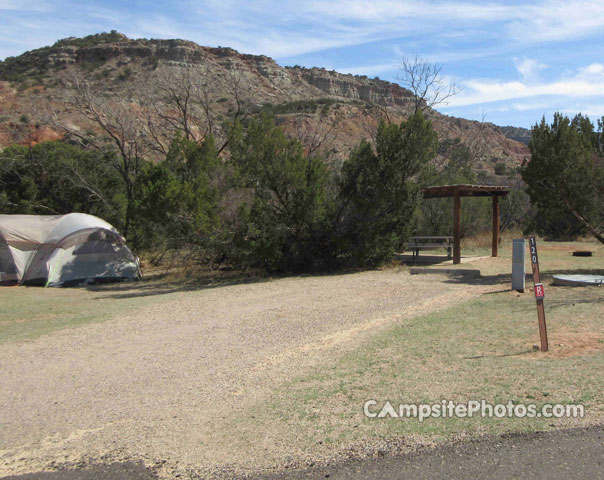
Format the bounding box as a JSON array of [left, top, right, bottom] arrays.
[[0, 33, 529, 179]]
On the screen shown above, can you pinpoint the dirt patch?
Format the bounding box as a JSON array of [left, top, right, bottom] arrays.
[[24, 85, 47, 94], [540, 330, 604, 358], [29, 126, 63, 145], [0, 269, 494, 479]]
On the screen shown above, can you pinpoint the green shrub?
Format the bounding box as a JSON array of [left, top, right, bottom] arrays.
[[338, 112, 438, 266], [78, 60, 104, 72], [148, 57, 159, 69], [117, 67, 132, 81], [228, 114, 336, 271], [494, 162, 507, 176], [255, 98, 338, 116], [132, 135, 222, 256], [0, 141, 125, 228], [52, 31, 126, 49], [521, 113, 603, 240]]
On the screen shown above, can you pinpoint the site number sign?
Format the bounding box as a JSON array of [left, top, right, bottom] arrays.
[[529, 238, 539, 265], [530, 235, 545, 300], [528, 235, 548, 352]]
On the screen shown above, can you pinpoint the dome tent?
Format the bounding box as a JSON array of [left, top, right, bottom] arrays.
[[0, 213, 140, 287]]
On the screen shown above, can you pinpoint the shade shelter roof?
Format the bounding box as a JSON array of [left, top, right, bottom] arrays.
[[421, 184, 510, 264], [423, 184, 510, 199]]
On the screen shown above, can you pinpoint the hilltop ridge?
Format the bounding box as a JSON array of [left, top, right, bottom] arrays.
[[0, 32, 529, 178]]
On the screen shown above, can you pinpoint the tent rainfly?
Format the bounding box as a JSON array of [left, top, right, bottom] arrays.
[[0, 213, 140, 287]]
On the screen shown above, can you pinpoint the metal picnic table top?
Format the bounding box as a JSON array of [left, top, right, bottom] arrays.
[[410, 236, 453, 242]]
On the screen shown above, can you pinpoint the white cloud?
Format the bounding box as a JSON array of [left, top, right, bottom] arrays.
[[508, 0, 604, 44], [511, 102, 550, 111], [0, 0, 21, 9], [165, 0, 604, 59], [88, 8, 122, 23], [0, 0, 45, 10], [514, 57, 547, 83], [445, 62, 604, 108], [577, 63, 604, 78], [336, 62, 398, 76], [561, 105, 604, 116], [300, 0, 513, 22], [131, 15, 186, 40], [582, 63, 604, 74], [216, 0, 604, 59]]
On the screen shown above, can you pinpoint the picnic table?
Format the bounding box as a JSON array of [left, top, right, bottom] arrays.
[[407, 236, 453, 260]]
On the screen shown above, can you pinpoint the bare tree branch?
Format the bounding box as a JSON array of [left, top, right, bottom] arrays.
[[289, 111, 340, 157], [398, 55, 461, 113], [52, 72, 151, 236], [141, 65, 252, 155]]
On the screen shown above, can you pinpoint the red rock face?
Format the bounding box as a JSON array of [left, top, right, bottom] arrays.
[[28, 126, 64, 145], [0, 35, 530, 179]]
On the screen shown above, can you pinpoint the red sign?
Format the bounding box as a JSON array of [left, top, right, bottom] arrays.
[[534, 282, 545, 300]]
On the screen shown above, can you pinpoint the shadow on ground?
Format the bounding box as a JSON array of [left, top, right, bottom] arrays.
[[397, 254, 484, 266], [84, 271, 270, 300], [84, 267, 374, 300], [439, 268, 604, 287], [1, 462, 158, 480], [258, 426, 604, 480], [99, 265, 604, 301]]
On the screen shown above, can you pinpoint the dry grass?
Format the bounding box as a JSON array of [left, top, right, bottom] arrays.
[[0, 268, 485, 479], [230, 238, 604, 468], [1, 236, 602, 478], [461, 229, 523, 250]]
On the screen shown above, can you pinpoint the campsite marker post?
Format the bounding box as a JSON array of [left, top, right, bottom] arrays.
[[528, 235, 548, 352]]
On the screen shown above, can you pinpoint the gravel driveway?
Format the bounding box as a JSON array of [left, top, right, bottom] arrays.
[[0, 268, 488, 478]]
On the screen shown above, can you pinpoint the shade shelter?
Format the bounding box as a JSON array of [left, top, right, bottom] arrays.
[[423, 184, 509, 264], [0, 213, 140, 286]]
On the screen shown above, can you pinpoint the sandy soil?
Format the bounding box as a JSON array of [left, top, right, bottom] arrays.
[[0, 268, 494, 478]]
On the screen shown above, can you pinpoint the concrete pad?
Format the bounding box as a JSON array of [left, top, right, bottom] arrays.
[[409, 268, 481, 277], [397, 254, 489, 265]]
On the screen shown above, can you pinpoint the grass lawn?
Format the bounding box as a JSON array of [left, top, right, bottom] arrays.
[[0, 266, 262, 344], [0, 285, 154, 344], [1, 235, 602, 463], [241, 237, 604, 452]]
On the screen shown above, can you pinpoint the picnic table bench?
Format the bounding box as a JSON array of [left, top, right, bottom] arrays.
[[407, 236, 453, 259]]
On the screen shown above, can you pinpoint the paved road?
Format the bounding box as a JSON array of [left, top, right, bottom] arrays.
[[261, 426, 604, 480], [4, 426, 603, 479], [1, 462, 157, 480]]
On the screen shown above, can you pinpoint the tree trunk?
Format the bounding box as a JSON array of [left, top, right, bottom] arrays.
[[123, 183, 133, 239], [563, 198, 604, 245]]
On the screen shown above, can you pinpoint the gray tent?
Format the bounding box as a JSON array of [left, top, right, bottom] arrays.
[[0, 213, 140, 286]]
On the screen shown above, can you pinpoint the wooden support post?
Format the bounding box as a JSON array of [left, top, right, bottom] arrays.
[[492, 196, 500, 257], [453, 188, 461, 264], [529, 235, 548, 352]]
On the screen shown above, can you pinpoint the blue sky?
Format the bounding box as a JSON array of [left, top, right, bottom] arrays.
[[2, 0, 604, 128]]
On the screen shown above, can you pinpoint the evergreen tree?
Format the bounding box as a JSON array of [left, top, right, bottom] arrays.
[[338, 112, 438, 265], [0, 141, 124, 227], [133, 135, 222, 258], [229, 114, 335, 271], [522, 113, 604, 242]]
